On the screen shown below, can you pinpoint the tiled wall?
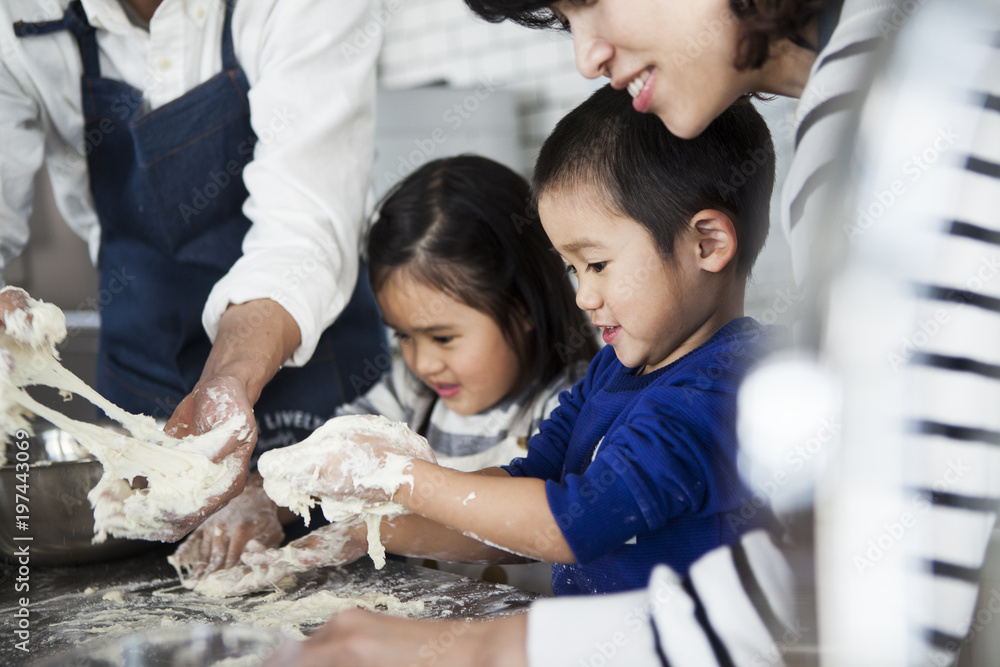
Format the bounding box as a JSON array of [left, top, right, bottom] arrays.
[[377, 0, 599, 173]]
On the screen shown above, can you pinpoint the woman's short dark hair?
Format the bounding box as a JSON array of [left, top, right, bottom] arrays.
[[533, 85, 775, 276], [367, 155, 598, 405], [463, 0, 832, 70]]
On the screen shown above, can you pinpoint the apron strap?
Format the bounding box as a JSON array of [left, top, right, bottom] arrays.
[[221, 0, 238, 72], [13, 1, 101, 78]]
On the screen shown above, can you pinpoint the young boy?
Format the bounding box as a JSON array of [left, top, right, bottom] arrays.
[[250, 84, 779, 596]]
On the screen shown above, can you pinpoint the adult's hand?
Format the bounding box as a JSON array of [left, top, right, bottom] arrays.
[[271, 609, 528, 667], [126, 375, 258, 543], [0, 286, 30, 330]]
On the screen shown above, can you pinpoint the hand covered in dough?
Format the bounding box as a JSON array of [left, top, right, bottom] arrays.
[[187, 520, 367, 597], [92, 376, 257, 543], [169, 474, 284, 582], [257, 415, 436, 511], [0, 286, 31, 333]]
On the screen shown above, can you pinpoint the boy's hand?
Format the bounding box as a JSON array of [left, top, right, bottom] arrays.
[[169, 476, 284, 582]]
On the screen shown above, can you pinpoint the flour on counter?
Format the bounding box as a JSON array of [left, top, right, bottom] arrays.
[[258, 415, 435, 569], [0, 288, 249, 542], [50, 580, 426, 646]]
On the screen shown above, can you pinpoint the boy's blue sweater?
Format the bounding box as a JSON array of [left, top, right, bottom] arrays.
[[505, 317, 777, 595]]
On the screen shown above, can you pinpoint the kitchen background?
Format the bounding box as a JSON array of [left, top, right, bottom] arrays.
[[7, 0, 798, 376]]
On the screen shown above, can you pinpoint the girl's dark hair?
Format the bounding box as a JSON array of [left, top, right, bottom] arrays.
[[366, 155, 598, 408], [463, 0, 832, 70], [533, 85, 774, 276]]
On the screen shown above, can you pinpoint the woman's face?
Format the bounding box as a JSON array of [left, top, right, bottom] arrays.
[[552, 0, 753, 138]]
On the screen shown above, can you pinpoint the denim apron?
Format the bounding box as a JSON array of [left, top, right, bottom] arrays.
[[14, 1, 385, 459]]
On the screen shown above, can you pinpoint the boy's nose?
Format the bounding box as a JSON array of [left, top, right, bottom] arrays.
[[572, 21, 614, 80]]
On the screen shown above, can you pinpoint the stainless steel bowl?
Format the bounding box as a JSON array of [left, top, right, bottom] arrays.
[[0, 425, 158, 565]]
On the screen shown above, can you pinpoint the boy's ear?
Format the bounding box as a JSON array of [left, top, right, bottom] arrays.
[[688, 209, 738, 274]]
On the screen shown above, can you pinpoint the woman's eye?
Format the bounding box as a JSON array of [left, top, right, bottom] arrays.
[[551, 9, 570, 30], [588, 262, 607, 273], [394, 331, 411, 343], [564, 264, 578, 276], [432, 335, 454, 345]]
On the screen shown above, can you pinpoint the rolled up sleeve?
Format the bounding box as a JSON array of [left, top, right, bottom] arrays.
[[202, 0, 380, 366]]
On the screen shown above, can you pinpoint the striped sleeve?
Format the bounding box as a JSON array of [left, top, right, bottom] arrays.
[[899, 30, 1000, 663], [526, 531, 795, 667], [333, 361, 414, 424], [785, 2, 1000, 664]]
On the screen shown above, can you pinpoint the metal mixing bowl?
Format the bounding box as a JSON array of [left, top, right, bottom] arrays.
[[0, 425, 158, 566]]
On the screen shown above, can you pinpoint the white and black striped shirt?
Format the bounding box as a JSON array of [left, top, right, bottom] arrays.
[[526, 1, 1000, 665]]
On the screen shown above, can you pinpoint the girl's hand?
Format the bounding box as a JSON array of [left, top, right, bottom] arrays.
[[242, 519, 368, 572], [169, 476, 284, 583], [187, 520, 367, 597], [258, 414, 437, 506]]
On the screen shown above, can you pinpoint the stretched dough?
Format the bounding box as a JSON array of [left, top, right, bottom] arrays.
[[258, 414, 433, 569], [0, 288, 248, 542]]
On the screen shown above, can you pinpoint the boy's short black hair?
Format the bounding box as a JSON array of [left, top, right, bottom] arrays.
[[533, 85, 775, 276]]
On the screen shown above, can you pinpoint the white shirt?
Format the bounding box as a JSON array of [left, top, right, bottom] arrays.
[[0, 0, 381, 366]]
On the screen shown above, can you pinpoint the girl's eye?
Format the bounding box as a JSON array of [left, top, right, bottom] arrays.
[[588, 261, 607, 273], [394, 331, 411, 343], [564, 264, 577, 276], [432, 335, 454, 345]]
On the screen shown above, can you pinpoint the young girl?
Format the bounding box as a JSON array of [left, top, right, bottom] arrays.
[[338, 154, 597, 469], [253, 87, 780, 597], [171, 155, 597, 592]]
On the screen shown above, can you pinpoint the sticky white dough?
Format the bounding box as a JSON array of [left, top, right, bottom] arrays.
[[258, 414, 434, 569], [0, 288, 248, 542]]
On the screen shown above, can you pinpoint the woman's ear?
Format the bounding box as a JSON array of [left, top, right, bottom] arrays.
[[688, 209, 738, 274]]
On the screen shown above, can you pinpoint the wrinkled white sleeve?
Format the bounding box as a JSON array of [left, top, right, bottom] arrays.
[[527, 531, 795, 667], [202, 0, 380, 366], [0, 39, 44, 285]]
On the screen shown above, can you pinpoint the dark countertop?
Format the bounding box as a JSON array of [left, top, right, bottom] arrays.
[[0, 547, 538, 666]]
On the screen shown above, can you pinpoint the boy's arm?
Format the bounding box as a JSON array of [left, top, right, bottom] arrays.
[[504, 350, 608, 481]]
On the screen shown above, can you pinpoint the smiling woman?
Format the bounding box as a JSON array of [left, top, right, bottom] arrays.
[[465, 0, 823, 137]]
